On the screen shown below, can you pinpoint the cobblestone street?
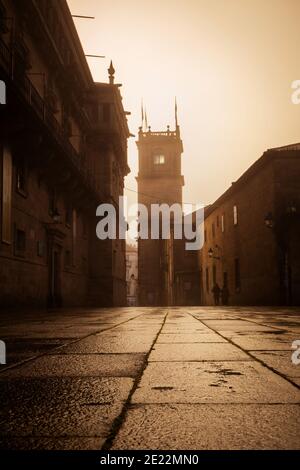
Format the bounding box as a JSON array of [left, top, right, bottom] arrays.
[[0, 307, 299, 450]]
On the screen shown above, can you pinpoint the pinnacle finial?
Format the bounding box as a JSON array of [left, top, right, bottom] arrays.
[[108, 61, 115, 84], [175, 96, 178, 128]]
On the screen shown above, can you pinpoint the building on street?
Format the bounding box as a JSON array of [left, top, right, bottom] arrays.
[[0, 0, 130, 308], [199, 143, 300, 306]]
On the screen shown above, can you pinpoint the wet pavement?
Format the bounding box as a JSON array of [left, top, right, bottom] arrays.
[[0, 306, 299, 450]]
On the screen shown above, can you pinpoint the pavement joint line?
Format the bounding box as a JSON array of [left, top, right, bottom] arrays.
[[187, 312, 300, 392], [157, 342, 229, 344], [101, 309, 169, 451], [0, 312, 147, 374], [127, 402, 300, 407], [200, 314, 291, 333], [46, 352, 149, 356], [233, 315, 292, 332], [0, 435, 107, 438], [0, 375, 146, 380], [147, 359, 255, 362]]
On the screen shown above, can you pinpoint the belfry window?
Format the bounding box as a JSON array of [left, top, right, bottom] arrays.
[[154, 154, 165, 165]]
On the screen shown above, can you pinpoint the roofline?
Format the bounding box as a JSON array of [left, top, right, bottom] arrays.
[[204, 143, 300, 218], [59, 0, 94, 86]]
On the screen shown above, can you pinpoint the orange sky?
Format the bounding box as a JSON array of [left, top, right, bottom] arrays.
[[68, 0, 300, 212]]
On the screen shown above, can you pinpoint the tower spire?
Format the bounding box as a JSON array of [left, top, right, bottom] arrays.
[[175, 97, 180, 136], [141, 99, 144, 129], [108, 61, 115, 85]]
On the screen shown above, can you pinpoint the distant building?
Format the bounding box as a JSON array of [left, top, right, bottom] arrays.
[[136, 109, 200, 306], [199, 144, 300, 306], [126, 244, 138, 306], [0, 0, 130, 308]]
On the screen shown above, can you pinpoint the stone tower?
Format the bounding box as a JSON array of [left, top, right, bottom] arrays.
[[136, 103, 184, 305]]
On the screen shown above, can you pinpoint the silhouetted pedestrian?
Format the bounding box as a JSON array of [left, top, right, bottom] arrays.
[[212, 283, 221, 305]]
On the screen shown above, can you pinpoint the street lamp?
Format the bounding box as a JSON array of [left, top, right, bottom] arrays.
[[208, 247, 220, 260], [264, 212, 274, 229]]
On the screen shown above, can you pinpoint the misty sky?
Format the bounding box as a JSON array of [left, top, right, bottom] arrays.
[[68, 0, 300, 212]]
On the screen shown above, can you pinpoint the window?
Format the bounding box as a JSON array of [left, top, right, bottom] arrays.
[[2, 146, 12, 244], [14, 228, 26, 257], [204, 229, 207, 242], [65, 250, 71, 267], [221, 214, 225, 233], [206, 267, 209, 292], [154, 154, 165, 165], [233, 205, 238, 225], [16, 160, 27, 195], [212, 223, 215, 238], [82, 215, 87, 238], [37, 240, 45, 257], [65, 205, 72, 226], [72, 208, 77, 265], [234, 258, 241, 291], [49, 188, 56, 216], [216, 216, 219, 228]]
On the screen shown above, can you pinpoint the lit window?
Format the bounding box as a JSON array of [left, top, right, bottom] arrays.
[[233, 205, 238, 225], [154, 154, 165, 165]]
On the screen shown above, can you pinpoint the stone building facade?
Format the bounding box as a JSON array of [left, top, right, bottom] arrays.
[[0, 0, 130, 308], [199, 144, 300, 306], [137, 117, 200, 306], [126, 244, 138, 306]]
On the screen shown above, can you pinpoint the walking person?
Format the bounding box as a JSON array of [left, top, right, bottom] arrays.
[[212, 283, 221, 305]]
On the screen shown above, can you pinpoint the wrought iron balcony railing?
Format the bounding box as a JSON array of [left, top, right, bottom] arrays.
[[0, 36, 99, 199]]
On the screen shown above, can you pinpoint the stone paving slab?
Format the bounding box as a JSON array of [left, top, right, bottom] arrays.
[[251, 351, 300, 378], [0, 437, 105, 450], [157, 333, 226, 343], [160, 327, 213, 335], [202, 320, 279, 332], [1, 354, 145, 378], [0, 377, 132, 438], [149, 343, 249, 362], [131, 361, 300, 404], [112, 404, 300, 450], [225, 333, 297, 351], [55, 334, 156, 354]]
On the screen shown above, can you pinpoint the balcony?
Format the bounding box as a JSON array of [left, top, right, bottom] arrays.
[[138, 128, 179, 140], [0, 37, 99, 200]]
